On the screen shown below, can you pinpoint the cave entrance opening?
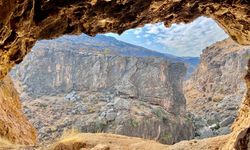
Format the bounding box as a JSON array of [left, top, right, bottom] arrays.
[[8, 16, 249, 146]]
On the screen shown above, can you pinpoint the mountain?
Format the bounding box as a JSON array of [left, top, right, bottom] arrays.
[[184, 38, 250, 139], [33, 34, 199, 78]]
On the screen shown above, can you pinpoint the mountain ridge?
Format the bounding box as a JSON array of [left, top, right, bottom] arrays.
[[34, 34, 200, 78]]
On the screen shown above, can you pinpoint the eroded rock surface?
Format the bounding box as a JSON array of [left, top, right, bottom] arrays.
[[0, 75, 36, 145], [0, 0, 249, 80]]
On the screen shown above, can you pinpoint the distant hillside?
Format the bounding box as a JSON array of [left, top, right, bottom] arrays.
[[33, 34, 199, 77]]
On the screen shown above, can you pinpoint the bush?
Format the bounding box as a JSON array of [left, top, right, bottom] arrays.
[[152, 108, 168, 123], [130, 119, 139, 127], [161, 133, 172, 143], [95, 121, 107, 132]]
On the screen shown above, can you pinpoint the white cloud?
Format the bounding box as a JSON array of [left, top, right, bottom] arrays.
[[133, 28, 142, 35], [144, 17, 228, 56], [145, 24, 163, 34], [106, 16, 229, 57]]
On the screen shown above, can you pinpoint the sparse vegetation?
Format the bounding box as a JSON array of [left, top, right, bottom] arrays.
[[130, 119, 139, 127], [67, 101, 75, 107], [88, 106, 95, 113], [82, 97, 88, 103], [39, 103, 48, 109], [95, 121, 107, 132], [152, 108, 168, 123], [161, 133, 172, 143], [103, 48, 111, 56], [185, 116, 192, 123], [0, 80, 3, 86], [243, 53, 250, 59]]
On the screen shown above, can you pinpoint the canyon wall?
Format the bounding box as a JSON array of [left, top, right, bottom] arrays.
[[12, 36, 188, 115], [184, 38, 250, 138], [10, 40, 194, 144]]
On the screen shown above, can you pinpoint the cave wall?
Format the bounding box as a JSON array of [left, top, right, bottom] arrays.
[[0, 75, 36, 145], [0, 0, 249, 148]]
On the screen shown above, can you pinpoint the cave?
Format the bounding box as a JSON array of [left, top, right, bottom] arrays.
[[0, 0, 249, 150]]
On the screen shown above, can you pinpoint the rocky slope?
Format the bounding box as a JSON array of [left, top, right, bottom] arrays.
[[10, 37, 194, 144], [184, 38, 250, 139], [0, 75, 36, 145]]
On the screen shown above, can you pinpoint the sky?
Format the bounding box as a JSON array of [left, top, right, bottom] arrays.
[[106, 17, 228, 57]]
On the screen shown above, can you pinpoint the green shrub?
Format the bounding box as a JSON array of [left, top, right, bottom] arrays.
[[95, 121, 107, 132], [130, 119, 139, 127], [161, 133, 172, 143], [39, 103, 48, 109], [152, 108, 168, 123]]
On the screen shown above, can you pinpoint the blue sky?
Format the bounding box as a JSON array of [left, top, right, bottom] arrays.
[[106, 17, 228, 57]]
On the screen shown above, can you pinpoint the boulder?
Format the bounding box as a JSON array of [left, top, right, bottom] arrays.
[[219, 116, 235, 127]]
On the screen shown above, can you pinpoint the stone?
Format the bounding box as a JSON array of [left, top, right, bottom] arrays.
[[209, 124, 219, 130], [65, 91, 80, 101], [197, 127, 214, 139], [217, 127, 231, 135], [105, 109, 117, 121], [219, 116, 235, 127], [114, 97, 130, 110]]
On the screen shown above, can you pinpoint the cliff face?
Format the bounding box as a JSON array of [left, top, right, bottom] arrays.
[[0, 75, 36, 145], [12, 37, 187, 115], [10, 40, 194, 144], [184, 38, 250, 138]]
